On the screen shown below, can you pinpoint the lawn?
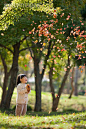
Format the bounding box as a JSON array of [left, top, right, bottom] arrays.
[[0, 110, 86, 129], [0, 88, 86, 129], [11, 88, 86, 113]]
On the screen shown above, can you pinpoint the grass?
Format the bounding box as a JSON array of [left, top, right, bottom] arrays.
[[0, 88, 86, 128], [0, 111, 86, 128], [10, 88, 86, 113]]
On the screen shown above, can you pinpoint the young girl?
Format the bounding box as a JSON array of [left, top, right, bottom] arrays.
[[15, 74, 31, 116]]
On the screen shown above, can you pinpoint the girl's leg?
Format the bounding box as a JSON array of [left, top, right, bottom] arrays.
[[15, 104, 23, 116], [21, 104, 27, 116]]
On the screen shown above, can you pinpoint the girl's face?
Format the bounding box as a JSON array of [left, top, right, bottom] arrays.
[[20, 76, 27, 84]]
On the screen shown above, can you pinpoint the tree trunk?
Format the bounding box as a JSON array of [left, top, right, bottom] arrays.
[[49, 67, 54, 109], [49, 64, 70, 111], [74, 66, 78, 96], [3, 43, 20, 109], [55, 55, 70, 110], [0, 73, 9, 107], [49, 67, 58, 111], [0, 56, 12, 107], [52, 67, 70, 111], [49, 55, 70, 111], [34, 57, 42, 111], [68, 67, 75, 99], [28, 40, 52, 111]]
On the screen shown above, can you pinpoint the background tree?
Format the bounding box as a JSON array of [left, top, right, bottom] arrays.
[[0, 0, 57, 110], [0, 48, 12, 107]]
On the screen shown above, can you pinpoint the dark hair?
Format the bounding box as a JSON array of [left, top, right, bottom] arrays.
[[17, 74, 26, 85]]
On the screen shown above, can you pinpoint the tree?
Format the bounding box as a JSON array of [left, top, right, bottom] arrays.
[[0, 48, 12, 107], [26, 12, 58, 111], [48, 50, 69, 111], [0, 17, 29, 108], [47, 7, 86, 111], [0, 0, 56, 110], [0, 0, 86, 111]]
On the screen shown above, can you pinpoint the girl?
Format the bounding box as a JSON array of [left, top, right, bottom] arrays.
[[15, 74, 31, 116]]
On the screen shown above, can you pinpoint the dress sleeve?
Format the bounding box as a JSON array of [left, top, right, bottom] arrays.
[[17, 84, 27, 94]]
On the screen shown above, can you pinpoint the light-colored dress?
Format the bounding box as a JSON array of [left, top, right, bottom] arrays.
[[16, 83, 28, 104]]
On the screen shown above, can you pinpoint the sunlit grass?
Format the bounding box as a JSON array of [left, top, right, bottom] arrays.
[[0, 111, 86, 129], [0, 87, 86, 128], [0, 87, 86, 112]]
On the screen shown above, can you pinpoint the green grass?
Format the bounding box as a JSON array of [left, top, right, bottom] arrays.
[[11, 88, 86, 113], [0, 111, 86, 129], [0, 88, 86, 128]]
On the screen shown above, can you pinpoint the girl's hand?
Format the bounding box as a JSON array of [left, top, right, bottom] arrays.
[[26, 84, 31, 93]]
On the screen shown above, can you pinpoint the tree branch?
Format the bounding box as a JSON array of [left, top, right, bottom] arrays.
[[19, 47, 28, 52], [41, 40, 52, 79], [1, 55, 7, 74], [0, 44, 13, 53], [26, 42, 34, 59], [0, 54, 12, 76]]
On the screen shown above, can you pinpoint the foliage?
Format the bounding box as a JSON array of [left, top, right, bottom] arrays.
[[0, 48, 13, 70], [18, 53, 31, 71], [81, 4, 86, 20], [0, 0, 12, 14], [53, 0, 85, 19], [75, 53, 86, 66], [0, 0, 85, 69], [0, 0, 55, 30]]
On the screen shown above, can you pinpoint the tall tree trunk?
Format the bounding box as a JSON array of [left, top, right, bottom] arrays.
[[34, 57, 42, 111], [3, 43, 20, 109], [68, 67, 75, 99], [74, 66, 78, 96], [49, 55, 70, 111], [56, 57, 70, 109], [49, 67, 56, 111], [0, 56, 12, 107], [53, 55, 70, 111]]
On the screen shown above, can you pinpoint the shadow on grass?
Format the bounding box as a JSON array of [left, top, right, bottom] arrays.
[[0, 124, 47, 129], [0, 107, 86, 116], [27, 108, 86, 116], [0, 105, 32, 115], [74, 125, 86, 129], [0, 124, 25, 129], [0, 123, 54, 129], [0, 107, 15, 115]]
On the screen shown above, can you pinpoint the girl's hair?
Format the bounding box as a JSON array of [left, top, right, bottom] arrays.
[[17, 74, 26, 85]]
